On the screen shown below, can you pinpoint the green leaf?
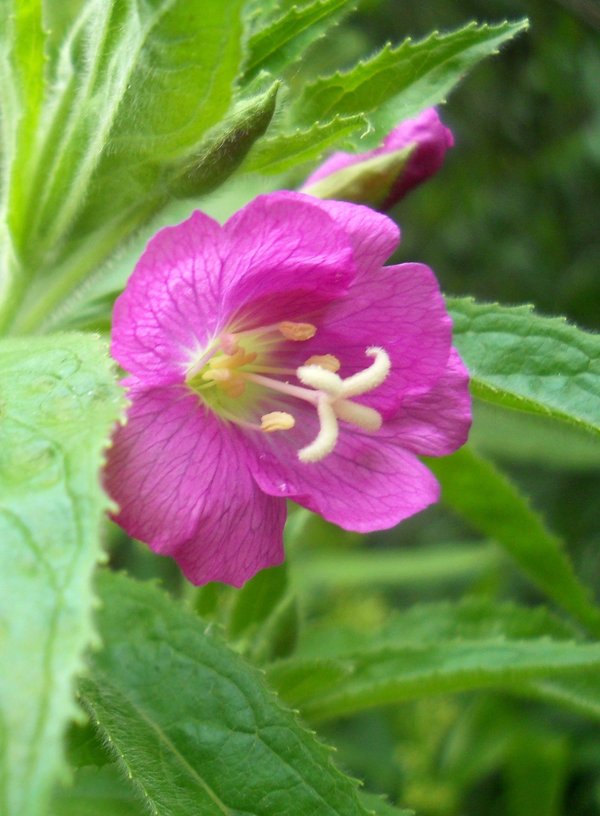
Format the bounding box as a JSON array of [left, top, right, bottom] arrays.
[[31, 0, 245, 249], [358, 792, 414, 816], [51, 765, 145, 816], [449, 297, 600, 439], [427, 446, 600, 636], [80, 571, 373, 816], [295, 598, 577, 660], [0, 334, 124, 816], [244, 0, 355, 80], [269, 638, 600, 723], [243, 113, 366, 174], [9, 0, 248, 336], [293, 20, 528, 141], [0, 0, 45, 329]]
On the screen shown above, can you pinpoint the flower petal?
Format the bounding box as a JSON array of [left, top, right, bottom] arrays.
[[307, 198, 400, 276], [246, 402, 440, 532], [222, 192, 356, 329], [104, 384, 286, 586], [292, 262, 453, 417], [111, 211, 226, 385], [383, 108, 454, 207], [382, 348, 472, 455]]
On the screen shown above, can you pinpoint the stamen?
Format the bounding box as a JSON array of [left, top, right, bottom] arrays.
[[261, 411, 296, 432], [304, 354, 341, 373], [340, 347, 391, 398], [278, 321, 317, 341], [298, 398, 339, 462], [297, 364, 344, 398]]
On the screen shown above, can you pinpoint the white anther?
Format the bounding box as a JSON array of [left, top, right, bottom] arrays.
[[298, 398, 339, 462], [297, 365, 344, 397], [340, 347, 391, 398], [335, 399, 382, 432]]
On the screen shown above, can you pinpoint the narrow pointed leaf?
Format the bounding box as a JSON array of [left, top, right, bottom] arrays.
[[245, 0, 355, 79], [427, 446, 600, 636], [269, 638, 600, 723], [293, 20, 528, 142], [243, 114, 366, 174]]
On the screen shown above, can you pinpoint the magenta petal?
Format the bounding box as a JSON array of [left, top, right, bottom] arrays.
[[307, 198, 400, 276], [295, 262, 453, 416], [245, 403, 439, 532], [104, 384, 286, 586], [111, 211, 226, 385], [221, 192, 356, 328], [383, 349, 472, 455], [383, 108, 454, 206]]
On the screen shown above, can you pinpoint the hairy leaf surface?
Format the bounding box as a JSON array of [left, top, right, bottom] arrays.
[[80, 572, 373, 816], [0, 334, 123, 816]]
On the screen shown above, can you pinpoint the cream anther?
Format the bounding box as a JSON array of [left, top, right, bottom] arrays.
[[278, 321, 317, 341], [298, 398, 339, 462], [261, 411, 296, 432], [340, 347, 390, 398], [304, 354, 341, 372]]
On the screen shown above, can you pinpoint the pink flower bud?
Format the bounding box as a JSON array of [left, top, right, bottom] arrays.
[[302, 108, 454, 210]]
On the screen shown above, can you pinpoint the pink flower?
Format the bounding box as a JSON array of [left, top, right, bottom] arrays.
[[105, 192, 471, 586], [302, 108, 454, 209]]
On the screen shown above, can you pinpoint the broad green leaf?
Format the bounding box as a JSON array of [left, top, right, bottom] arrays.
[[31, 0, 245, 249], [244, 0, 355, 80], [449, 297, 600, 438], [0, 334, 124, 816], [243, 113, 366, 174], [427, 447, 600, 636], [80, 571, 373, 816], [293, 20, 528, 142], [51, 765, 145, 816], [268, 638, 600, 723]]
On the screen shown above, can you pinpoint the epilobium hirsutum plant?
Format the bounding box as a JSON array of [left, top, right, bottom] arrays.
[[105, 192, 470, 585], [4, 3, 600, 816]]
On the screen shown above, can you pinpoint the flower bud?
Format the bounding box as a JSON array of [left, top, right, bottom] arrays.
[[301, 108, 453, 210]]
